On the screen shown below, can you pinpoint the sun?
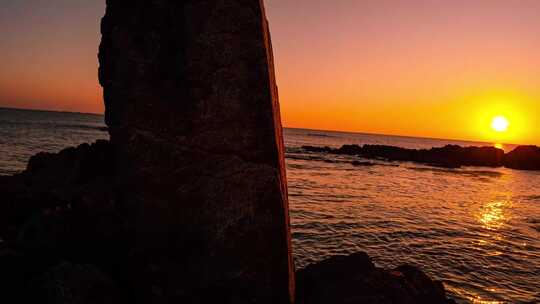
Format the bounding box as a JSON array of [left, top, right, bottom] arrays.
[[491, 116, 509, 132]]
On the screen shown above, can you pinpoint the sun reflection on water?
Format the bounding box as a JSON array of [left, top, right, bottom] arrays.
[[478, 200, 510, 230], [471, 297, 505, 304]]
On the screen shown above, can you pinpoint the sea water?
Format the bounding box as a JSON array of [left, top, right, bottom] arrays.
[[1, 108, 539, 303]]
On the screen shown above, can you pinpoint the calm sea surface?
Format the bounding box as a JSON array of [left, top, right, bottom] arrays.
[[1, 108, 539, 303]]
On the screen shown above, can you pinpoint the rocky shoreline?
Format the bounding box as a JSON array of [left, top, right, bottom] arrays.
[[0, 141, 455, 303], [302, 144, 540, 170]]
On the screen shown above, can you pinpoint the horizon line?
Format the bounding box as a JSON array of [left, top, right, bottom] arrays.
[[1, 106, 532, 147]]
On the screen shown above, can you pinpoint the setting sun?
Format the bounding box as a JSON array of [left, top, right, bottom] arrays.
[[491, 116, 509, 133]]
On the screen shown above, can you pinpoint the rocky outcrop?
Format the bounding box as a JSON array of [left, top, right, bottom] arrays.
[[0, 145, 456, 303], [503, 145, 540, 170], [296, 252, 455, 304], [98, 0, 294, 302], [0, 141, 127, 303], [0, 140, 115, 244], [303, 144, 540, 170]]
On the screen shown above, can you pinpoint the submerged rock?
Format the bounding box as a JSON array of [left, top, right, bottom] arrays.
[[296, 252, 455, 304]]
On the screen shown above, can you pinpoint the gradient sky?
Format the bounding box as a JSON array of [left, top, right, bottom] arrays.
[[1, 0, 539, 144]]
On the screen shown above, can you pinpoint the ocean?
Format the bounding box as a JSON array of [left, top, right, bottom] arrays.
[[1, 107, 539, 303]]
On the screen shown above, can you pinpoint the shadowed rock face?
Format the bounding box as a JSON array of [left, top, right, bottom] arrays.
[[296, 253, 455, 304], [99, 0, 294, 303], [503, 145, 540, 170]]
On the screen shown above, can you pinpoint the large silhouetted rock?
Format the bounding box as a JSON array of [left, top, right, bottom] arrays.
[[504, 145, 540, 170], [98, 1, 294, 303]]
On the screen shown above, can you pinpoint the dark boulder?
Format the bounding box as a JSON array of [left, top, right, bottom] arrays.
[[460, 146, 505, 167], [504, 145, 540, 170], [296, 252, 455, 304], [0, 140, 131, 301], [0, 140, 115, 244], [416, 145, 503, 168], [0, 248, 125, 304], [352, 160, 376, 166], [335, 144, 364, 155], [25, 139, 113, 189], [27, 262, 122, 304], [394, 265, 453, 303]]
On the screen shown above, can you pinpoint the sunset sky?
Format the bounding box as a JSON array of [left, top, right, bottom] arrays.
[[1, 0, 539, 145]]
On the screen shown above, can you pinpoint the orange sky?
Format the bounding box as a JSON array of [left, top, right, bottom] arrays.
[[1, 0, 539, 145]]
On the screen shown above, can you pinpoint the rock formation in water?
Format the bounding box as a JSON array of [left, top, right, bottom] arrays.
[[503, 145, 540, 170], [296, 253, 455, 304], [98, 0, 294, 302], [302, 144, 540, 170], [0, 141, 122, 304]]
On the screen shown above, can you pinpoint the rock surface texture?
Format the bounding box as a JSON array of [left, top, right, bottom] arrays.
[[296, 253, 455, 304], [98, 0, 294, 303], [503, 145, 540, 170]]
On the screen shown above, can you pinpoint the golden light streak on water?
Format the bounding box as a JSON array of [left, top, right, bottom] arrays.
[[471, 297, 505, 304], [477, 200, 511, 231]]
